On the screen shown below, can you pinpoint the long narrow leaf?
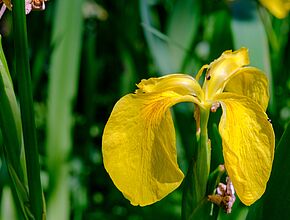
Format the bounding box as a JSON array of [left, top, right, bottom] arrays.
[[12, 0, 45, 219], [140, 0, 201, 74], [0, 37, 23, 178], [0, 36, 32, 219], [0, 187, 18, 220], [139, 0, 172, 74], [167, 0, 201, 71], [46, 0, 84, 219], [260, 122, 290, 219]]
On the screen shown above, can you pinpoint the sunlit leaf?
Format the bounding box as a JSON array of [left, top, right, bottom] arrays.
[[166, 0, 201, 71], [139, 0, 201, 74], [46, 0, 84, 219]]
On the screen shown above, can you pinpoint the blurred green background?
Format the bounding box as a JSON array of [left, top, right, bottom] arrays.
[[0, 0, 289, 219]]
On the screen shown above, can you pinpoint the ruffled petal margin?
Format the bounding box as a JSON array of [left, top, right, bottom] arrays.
[[215, 93, 275, 206], [136, 73, 203, 99]]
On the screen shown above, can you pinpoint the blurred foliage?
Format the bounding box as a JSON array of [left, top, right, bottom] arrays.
[[0, 0, 288, 219]]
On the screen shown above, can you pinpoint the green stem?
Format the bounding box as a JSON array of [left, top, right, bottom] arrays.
[[12, 1, 44, 219], [181, 107, 211, 219], [196, 107, 210, 198]]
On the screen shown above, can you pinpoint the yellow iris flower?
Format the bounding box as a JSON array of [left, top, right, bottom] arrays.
[[259, 0, 290, 19], [102, 48, 275, 207]]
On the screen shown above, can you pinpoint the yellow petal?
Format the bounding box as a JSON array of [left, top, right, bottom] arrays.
[[224, 67, 269, 111], [102, 91, 197, 206], [203, 48, 249, 100], [136, 73, 204, 100], [260, 0, 290, 19], [215, 93, 274, 206]]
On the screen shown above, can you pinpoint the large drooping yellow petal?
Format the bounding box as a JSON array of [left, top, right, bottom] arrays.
[[215, 93, 274, 206], [102, 91, 197, 206], [224, 67, 269, 111], [260, 0, 290, 19], [203, 48, 249, 100]]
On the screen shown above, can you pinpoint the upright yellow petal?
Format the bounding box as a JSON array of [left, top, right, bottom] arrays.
[[215, 93, 274, 206], [224, 67, 269, 111], [203, 48, 249, 100], [260, 0, 290, 19], [102, 91, 197, 206]]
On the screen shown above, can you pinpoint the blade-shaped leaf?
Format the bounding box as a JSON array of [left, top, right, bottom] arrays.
[[182, 159, 212, 220], [183, 163, 225, 220], [0, 36, 23, 177], [167, 0, 201, 71], [1, 186, 18, 220], [139, 0, 201, 74], [260, 122, 290, 219], [139, 0, 172, 74], [46, 0, 84, 219], [0, 36, 32, 219]]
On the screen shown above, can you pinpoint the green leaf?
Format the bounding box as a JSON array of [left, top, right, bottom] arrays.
[[12, 0, 44, 218], [46, 0, 84, 219], [205, 10, 233, 62], [182, 109, 212, 220], [139, 0, 201, 74], [1, 186, 18, 220], [0, 37, 23, 177], [166, 0, 201, 71], [230, 0, 275, 114], [119, 47, 138, 96], [7, 164, 34, 220], [182, 160, 212, 220], [139, 0, 172, 74], [0, 36, 33, 220], [259, 122, 290, 219], [182, 164, 225, 220], [209, 117, 223, 172], [187, 198, 213, 220]]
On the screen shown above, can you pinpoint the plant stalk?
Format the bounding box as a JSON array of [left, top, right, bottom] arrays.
[[196, 107, 211, 198], [12, 0, 44, 219]]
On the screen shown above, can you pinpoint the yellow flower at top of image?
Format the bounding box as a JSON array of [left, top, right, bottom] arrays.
[[260, 0, 290, 18], [102, 48, 275, 207]]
